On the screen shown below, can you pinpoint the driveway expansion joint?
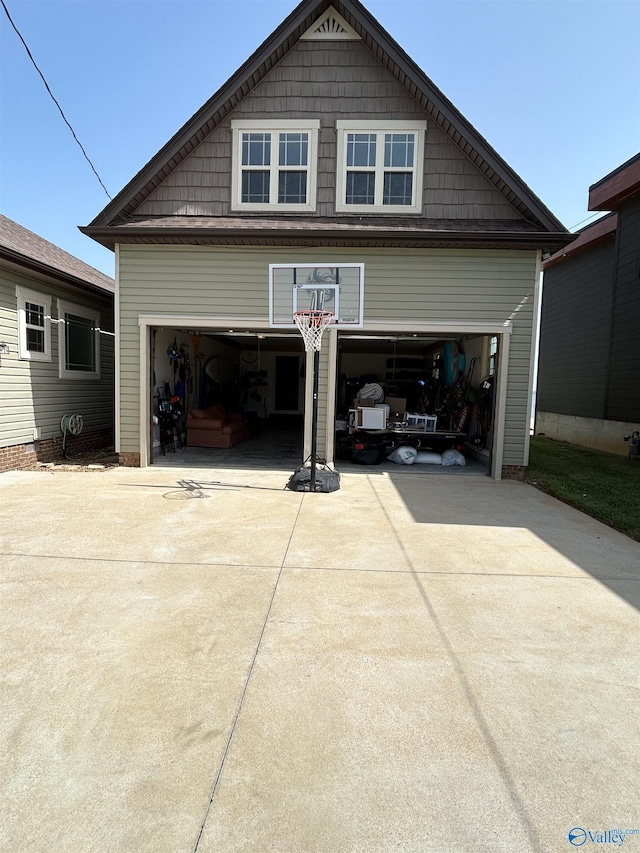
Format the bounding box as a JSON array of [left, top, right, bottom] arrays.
[[192, 493, 305, 853]]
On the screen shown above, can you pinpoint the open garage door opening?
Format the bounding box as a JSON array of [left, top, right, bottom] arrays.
[[150, 326, 305, 468], [334, 331, 498, 475]]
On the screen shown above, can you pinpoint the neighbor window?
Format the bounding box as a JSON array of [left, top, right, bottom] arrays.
[[16, 286, 51, 361], [57, 299, 100, 379], [231, 120, 319, 211], [336, 121, 426, 213]]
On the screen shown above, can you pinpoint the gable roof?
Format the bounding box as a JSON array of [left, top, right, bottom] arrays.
[[85, 0, 568, 243], [0, 215, 114, 295]]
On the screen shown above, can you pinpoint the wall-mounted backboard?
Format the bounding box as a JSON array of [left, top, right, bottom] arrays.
[[269, 263, 364, 328]]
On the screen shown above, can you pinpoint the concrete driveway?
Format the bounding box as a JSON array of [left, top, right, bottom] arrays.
[[2, 465, 639, 853]]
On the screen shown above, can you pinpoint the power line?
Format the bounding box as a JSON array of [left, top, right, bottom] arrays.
[[568, 211, 607, 232], [1, 0, 112, 199]]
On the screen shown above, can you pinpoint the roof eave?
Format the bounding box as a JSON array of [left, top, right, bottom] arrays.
[[0, 247, 115, 297], [81, 224, 574, 252], [542, 212, 618, 270], [588, 152, 640, 211]]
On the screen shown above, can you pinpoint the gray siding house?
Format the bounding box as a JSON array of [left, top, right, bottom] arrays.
[[537, 152, 640, 455], [0, 215, 115, 472], [83, 0, 570, 478]]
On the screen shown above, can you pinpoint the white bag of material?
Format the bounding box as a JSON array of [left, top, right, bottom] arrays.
[[357, 382, 384, 401], [388, 446, 418, 465], [415, 451, 442, 464], [441, 448, 466, 466]]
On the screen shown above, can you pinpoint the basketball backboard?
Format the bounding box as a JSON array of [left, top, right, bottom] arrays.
[[269, 263, 364, 328]]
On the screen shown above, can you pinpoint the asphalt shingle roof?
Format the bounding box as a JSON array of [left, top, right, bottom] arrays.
[[0, 214, 114, 294]]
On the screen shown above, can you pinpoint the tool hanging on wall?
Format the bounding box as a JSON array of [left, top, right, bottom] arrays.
[[189, 333, 204, 408], [184, 348, 192, 396], [167, 337, 180, 393]]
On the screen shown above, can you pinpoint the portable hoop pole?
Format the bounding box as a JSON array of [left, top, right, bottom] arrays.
[[310, 347, 320, 491]]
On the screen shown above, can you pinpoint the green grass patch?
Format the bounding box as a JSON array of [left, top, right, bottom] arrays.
[[526, 436, 640, 541]]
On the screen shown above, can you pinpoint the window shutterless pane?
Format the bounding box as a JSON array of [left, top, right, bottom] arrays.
[[242, 133, 271, 166], [65, 313, 96, 372], [26, 328, 44, 352], [346, 134, 376, 168], [383, 172, 413, 205], [25, 301, 45, 327], [346, 172, 375, 205], [384, 134, 414, 168], [242, 171, 270, 203], [278, 171, 307, 204], [279, 133, 308, 166]]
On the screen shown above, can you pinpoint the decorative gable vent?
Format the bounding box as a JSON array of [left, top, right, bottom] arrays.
[[300, 6, 361, 41]]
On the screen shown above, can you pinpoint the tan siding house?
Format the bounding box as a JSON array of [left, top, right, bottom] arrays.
[[0, 215, 115, 472], [84, 0, 571, 479]]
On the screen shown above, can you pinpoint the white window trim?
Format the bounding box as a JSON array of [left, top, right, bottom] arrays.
[[16, 286, 52, 362], [57, 298, 101, 380], [231, 119, 320, 212], [336, 120, 426, 214]]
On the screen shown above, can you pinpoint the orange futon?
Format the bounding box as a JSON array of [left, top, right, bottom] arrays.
[[186, 405, 250, 449]]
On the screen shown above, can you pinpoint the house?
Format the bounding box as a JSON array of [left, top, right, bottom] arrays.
[[0, 215, 115, 472], [82, 0, 571, 479], [537, 152, 640, 455]]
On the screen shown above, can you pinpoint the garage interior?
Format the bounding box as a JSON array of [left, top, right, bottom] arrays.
[[152, 326, 306, 467], [335, 332, 494, 475], [151, 326, 496, 475]]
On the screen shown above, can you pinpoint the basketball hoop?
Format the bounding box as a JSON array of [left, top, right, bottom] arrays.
[[293, 309, 333, 352]]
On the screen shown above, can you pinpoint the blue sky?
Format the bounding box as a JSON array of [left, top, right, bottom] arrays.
[[1, 0, 639, 278]]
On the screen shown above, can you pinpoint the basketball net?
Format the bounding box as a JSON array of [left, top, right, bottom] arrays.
[[293, 309, 334, 352]]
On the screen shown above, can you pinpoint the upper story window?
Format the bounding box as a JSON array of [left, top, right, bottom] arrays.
[[336, 120, 426, 214], [16, 286, 51, 362], [57, 298, 101, 380], [231, 120, 320, 212]]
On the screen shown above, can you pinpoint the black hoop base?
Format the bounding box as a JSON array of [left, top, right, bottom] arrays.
[[286, 459, 340, 493]]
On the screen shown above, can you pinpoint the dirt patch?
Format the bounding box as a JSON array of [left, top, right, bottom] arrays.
[[33, 450, 120, 472]]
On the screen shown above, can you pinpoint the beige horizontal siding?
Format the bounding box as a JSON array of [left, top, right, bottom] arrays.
[[119, 245, 537, 466], [0, 267, 115, 448]]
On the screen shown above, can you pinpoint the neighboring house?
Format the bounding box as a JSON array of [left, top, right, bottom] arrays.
[[0, 215, 115, 472], [537, 152, 640, 455], [83, 0, 571, 479]]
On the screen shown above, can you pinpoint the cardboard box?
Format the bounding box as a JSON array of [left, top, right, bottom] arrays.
[[385, 396, 407, 416], [353, 397, 376, 408]]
